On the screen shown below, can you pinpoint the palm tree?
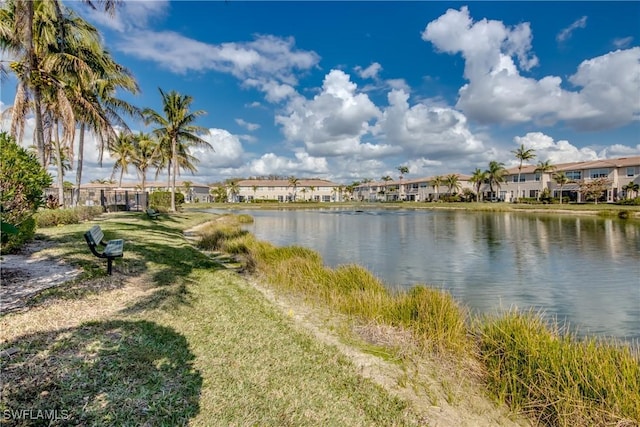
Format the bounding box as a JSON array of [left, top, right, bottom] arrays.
[[397, 165, 409, 180], [430, 175, 444, 201], [486, 161, 507, 201], [397, 165, 409, 200], [227, 180, 239, 202], [381, 175, 393, 201], [2, 1, 138, 208], [469, 168, 487, 202], [210, 186, 227, 203], [251, 185, 258, 202], [623, 182, 640, 199], [511, 144, 536, 202], [288, 176, 299, 201], [553, 171, 570, 205], [109, 132, 135, 187], [1, 0, 122, 165], [331, 187, 339, 202], [445, 174, 461, 197], [131, 132, 157, 195], [143, 89, 211, 212], [182, 180, 193, 202], [52, 137, 72, 206], [533, 160, 556, 201], [309, 185, 316, 202]]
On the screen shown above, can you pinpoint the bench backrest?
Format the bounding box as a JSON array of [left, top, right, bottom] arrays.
[[85, 225, 104, 247]]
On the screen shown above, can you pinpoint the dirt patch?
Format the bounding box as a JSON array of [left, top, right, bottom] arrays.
[[1, 240, 82, 313]]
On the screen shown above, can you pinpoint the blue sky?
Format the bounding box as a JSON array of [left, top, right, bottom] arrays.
[[2, 1, 639, 185]]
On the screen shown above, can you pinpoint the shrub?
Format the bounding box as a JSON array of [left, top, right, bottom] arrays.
[[0, 132, 52, 253], [1, 216, 36, 253], [149, 191, 184, 210], [34, 206, 104, 228], [617, 197, 640, 206]]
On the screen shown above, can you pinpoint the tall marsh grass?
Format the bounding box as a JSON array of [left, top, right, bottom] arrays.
[[479, 310, 640, 426], [197, 215, 470, 354]]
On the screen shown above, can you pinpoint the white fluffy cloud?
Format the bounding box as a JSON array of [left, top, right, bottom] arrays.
[[197, 128, 245, 168], [512, 132, 599, 164], [378, 89, 485, 158], [247, 152, 328, 176], [276, 70, 398, 157], [422, 6, 640, 132]]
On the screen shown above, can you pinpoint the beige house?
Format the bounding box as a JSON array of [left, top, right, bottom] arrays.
[[353, 155, 640, 203], [354, 175, 474, 202], [499, 156, 640, 203], [231, 179, 341, 203]]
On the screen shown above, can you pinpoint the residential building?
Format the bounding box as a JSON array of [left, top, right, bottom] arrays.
[[499, 156, 640, 203], [231, 178, 341, 203], [353, 156, 640, 203], [354, 174, 474, 202]]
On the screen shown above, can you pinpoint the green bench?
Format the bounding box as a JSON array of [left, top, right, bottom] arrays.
[[146, 208, 160, 219], [84, 225, 124, 275]]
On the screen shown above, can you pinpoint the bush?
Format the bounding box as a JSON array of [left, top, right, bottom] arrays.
[[0, 132, 52, 253], [34, 206, 104, 228], [617, 197, 640, 206], [149, 191, 185, 210], [1, 216, 36, 253]]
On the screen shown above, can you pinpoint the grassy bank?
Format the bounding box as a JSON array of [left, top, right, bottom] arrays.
[[199, 214, 640, 426], [0, 212, 419, 426]]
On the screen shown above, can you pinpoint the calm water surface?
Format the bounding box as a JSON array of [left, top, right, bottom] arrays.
[[217, 208, 640, 340]]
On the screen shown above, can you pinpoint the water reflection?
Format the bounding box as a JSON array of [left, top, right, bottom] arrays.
[[216, 208, 640, 340]]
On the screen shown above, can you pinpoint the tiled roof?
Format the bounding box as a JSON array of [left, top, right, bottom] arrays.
[[235, 179, 338, 187], [504, 156, 640, 174]]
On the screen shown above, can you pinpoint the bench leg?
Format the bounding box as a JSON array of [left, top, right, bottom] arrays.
[[107, 258, 113, 275]]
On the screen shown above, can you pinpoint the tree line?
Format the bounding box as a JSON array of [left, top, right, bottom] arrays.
[[0, 0, 212, 212]]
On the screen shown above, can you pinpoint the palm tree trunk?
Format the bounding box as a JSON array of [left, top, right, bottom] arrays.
[[34, 90, 46, 166], [171, 137, 177, 212], [74, 123, 85, 207], [20, 0, 45, 165], [54, 128, 65, 208], [559, 185, 563, 204]]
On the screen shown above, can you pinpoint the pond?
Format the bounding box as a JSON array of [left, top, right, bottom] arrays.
[[214, 208, 640, 341]]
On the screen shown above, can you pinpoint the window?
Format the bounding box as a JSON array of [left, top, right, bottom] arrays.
[[589, 168, 609, 179], [535, 173, 541, 182], [566, 171, 582, 180], [512, 175, 525, 182], [627, 167, 638, 177]]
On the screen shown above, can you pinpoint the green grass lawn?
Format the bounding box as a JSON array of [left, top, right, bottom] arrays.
[[0, 212, 421, 426]]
